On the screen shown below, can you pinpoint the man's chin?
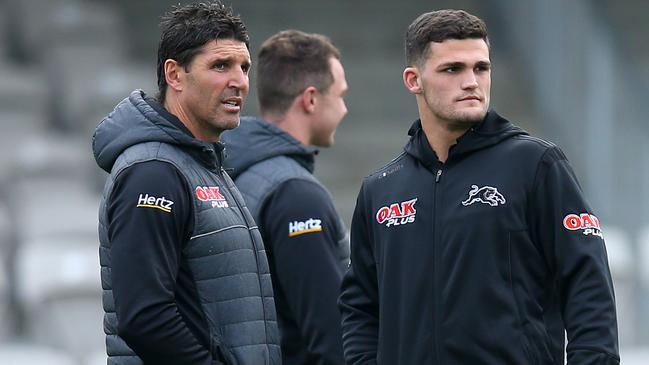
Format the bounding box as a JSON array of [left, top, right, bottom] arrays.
[[446, 110, 485, 131], [221, 117, 241, 131]]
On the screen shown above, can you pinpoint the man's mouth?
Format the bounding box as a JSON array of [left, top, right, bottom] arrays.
[[222, 97, 242, 111], [459, 95, 481, 102]]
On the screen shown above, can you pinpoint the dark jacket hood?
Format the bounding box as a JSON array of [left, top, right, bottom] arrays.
[[92, 89, 223, 173], [221, 116, 317, 179], [405, 110, 527, 169]]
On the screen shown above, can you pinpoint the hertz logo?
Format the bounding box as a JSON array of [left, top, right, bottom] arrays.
[[137, 194, 174, 213], [288, 218, 322, 237]]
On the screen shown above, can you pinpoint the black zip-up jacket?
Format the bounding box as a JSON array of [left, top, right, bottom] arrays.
[[339, 111, 619, 365]]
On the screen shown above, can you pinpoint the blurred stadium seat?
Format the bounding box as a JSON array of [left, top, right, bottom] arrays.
[[15, 235, 103, 360], [84, 350, 107, 365], [0, 202, 16, 342], [8, 177, 100, 242], [602, 226, 635, 346], [635, 226, 649, 344], [637, 226, 649, 292], [0, 343, 76, 365], [6, 171, 103, 359], [11, 134, 95, 182], [0, 248, 11, 342], [0, 69, 48, 178], [620, 346, 649, 365]]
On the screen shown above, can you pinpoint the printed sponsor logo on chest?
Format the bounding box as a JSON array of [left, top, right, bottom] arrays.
[[563, 213, 603, 238], [376, 198, 417, 227], [195, 186, 229, 208]]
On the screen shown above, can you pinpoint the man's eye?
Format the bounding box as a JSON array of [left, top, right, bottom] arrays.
[[242, 65, 251, 74], [214, 63, 226, 70], [445, 67, 459, 73]]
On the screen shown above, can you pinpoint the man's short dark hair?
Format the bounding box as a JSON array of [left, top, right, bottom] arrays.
[[405, 9, 489, 67], [256, 30, 341, 116], [156, 1, 249, 103]]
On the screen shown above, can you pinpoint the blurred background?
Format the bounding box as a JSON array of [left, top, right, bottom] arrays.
[[0, 0, 647, 363]]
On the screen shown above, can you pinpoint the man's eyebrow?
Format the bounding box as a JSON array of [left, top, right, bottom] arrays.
[[209, 56, 232, 63], [209, 55, 251, 65], [437, 60, 491, 68], [437, 61, 466, 69]]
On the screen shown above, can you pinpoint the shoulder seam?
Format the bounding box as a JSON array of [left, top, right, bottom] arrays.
[[276, 177, 330, 195], [366, 151, 408, 179], [513, 134, 556, 149], [261, 177, 332, 215]]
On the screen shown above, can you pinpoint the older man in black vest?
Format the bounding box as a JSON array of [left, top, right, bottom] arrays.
[[92, 2, 280, 364]]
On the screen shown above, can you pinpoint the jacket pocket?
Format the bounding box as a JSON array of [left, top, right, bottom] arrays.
[[508, 230, 555, 365], [522, 322, 555, 365], [507, 230, 537, 365], [210, 333, 239, 365]]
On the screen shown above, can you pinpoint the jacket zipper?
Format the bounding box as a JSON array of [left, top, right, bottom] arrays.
[[433, 168, 442, 364]]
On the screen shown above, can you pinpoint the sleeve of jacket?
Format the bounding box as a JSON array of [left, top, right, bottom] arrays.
[[260, 178, 345, 365], [108, 160, 223, 365], [530, 147, 619, 365], [338, 181, 379, 365]]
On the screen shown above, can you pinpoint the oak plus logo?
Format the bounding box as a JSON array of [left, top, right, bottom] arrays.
[[376, 198, 417, 227], [195, 186, 229, 208], [563, 213, 603, 238], [462, 185, 506, 207], [136, 194, 174, 213], [289, 218, 323, 237]]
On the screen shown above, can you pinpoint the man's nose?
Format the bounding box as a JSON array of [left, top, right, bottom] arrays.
[[461, 71, 479, 89], [228, 67, 249, 90]]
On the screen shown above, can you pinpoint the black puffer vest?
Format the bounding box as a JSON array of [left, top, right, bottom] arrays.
[[94, 90, 281, 365]]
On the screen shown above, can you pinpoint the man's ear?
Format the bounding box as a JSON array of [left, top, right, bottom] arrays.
[[403, 66, 423, 94], [164, 59, 184, 92], [300, 86, 318, 114]]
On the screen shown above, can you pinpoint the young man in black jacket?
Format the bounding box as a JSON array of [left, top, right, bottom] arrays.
[[92, 2, 280, 364], [339, 9, 619, 365], [222, 30, 349, 365]]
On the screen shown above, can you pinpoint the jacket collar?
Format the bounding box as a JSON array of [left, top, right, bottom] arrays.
[[144, 96, 226, 171], [221, 116, 317, 178], [404, 110, 527, 169]]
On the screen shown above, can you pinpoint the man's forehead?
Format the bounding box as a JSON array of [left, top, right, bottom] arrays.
[[427, 38, 490, 63], [200, 39, 250, 59], [331, 58, 348, 91]]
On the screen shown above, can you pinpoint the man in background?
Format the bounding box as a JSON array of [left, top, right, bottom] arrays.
[[223, 29, 349, 365]]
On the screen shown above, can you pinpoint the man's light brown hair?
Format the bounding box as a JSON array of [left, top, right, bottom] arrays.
[[256, 30, 341, 115]]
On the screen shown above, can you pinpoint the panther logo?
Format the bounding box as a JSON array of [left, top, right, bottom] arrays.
[[462, 185, 506, 207]]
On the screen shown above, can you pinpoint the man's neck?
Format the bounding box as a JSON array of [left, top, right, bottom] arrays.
[[420, 117, 469, 163], [147, 97, 195, 138], [263, 111, 310, 146], [164, 97, 219, 143]]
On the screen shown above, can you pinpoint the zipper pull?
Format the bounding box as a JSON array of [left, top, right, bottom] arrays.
[[435, 169, 442, 183]]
